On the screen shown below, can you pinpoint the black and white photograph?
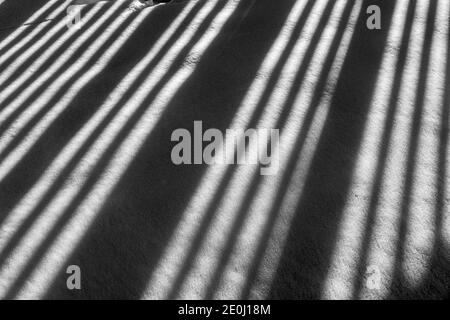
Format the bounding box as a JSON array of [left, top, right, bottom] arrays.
[[0, 0, 448, 305]]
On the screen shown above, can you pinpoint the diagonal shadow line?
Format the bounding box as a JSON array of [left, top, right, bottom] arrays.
[[0, 12, 145, 270], [1, 0, 233, 300], [164, 0, 336, 300], [203, 0, 356, 300], [350, 0, 419, 298], [0, 1, 199, 190], [35, 0, 322, 299], [0, 11, 136, 181], [40, 1, 298, 297], [0, 3, 111, 117], [0, 5, 110, 138], [421, 15, 450, 298], [0, 10, 55, 55], [0, 1, 79, 72], [237, 0, 359, 300], [262, 0, 397, 299], [205, 0, 261, 60], [0, 0, 66, 56], [393, 10, 450, 299], [0, 24, 68, 88], [0, 0, 204, 218], [431, 13, 450, 298], [0, 0, 205, 271], [241, 0, 318, 132], [0, 0, 64, 28], [39, 0, 256, 300], [388, 0, 438, 298], [0, 4, 130, 155], [0, 2, 107, 86]]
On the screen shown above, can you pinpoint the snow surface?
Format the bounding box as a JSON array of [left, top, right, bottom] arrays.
[[0, 0, 448, 299]]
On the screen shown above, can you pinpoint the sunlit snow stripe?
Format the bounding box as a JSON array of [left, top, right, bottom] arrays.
[[399, 0, 448, 288], [0, 0, 123, 139], [0, 4, 138, 182], [8, 0, 238, 300], [0, 0, 76, 66], [209, 0, 361, 300], [0, 2, 110, 103], [357, 0, 431, 299], [0, 10, 153, 299], [142, 0, 335, 299], [0, 0, 197, 279], [321, 0, 411, 300], [0, 0, 66, 51]]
